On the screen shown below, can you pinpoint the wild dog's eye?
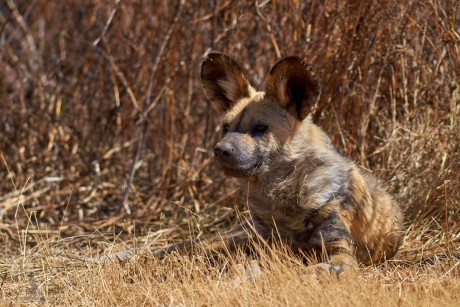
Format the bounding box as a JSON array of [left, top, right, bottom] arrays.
[[222, 123, 230, 134], [253, 124, 268, 134]]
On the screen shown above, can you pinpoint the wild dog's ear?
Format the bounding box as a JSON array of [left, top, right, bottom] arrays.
[[201, 52, 254, 113], [265, 56, 321, 120]]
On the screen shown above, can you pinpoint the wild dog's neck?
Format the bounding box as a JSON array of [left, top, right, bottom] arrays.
[[289, 117, 336, 161]]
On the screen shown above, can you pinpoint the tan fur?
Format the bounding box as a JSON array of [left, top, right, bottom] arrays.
[[168, 52, 403, 275]]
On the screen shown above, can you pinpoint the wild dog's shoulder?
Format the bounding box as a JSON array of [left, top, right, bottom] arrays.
[[285, 120, 353, 206]]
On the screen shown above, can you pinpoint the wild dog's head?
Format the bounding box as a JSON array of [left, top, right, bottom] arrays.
[[201, 52, 320, 178]]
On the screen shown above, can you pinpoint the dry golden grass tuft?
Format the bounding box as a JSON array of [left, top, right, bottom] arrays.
[[0, 0, 459, 305]]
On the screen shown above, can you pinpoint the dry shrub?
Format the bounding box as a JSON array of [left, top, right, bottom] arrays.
[[0, 0, 459, 303]]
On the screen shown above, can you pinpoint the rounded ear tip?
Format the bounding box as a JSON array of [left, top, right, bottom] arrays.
[[201, 52, 223, 77], [201, 52, 246, 79], [269, 55, 320, 86], [269, 56, 317, 77], [202, 51, 227, 64], [204, 50, 222, 58]]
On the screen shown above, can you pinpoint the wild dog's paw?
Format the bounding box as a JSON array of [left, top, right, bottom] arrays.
[[222, 260, 263, 287], [85, 249, 136, 265], [304, 263, 351, 281], [86, 247, 168, 265]]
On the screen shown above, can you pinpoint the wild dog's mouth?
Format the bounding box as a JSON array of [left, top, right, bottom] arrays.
[[215, 159, 265, 178]]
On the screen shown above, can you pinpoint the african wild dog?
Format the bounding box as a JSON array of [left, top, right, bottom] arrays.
[[192, 52, 403, 275], [101, 52, 403, 275]]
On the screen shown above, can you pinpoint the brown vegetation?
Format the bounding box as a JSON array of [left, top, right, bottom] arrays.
[[0, 0, 459, 305]]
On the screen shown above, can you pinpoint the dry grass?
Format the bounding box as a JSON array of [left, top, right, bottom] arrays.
[[0, 240, 459, 306], [0, 0, 459, 305]]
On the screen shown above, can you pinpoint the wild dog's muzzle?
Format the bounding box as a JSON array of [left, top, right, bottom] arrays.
[[213, 133, 263, 177]]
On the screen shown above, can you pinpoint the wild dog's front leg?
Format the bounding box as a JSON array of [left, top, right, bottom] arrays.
[[160, 222, 260, 258], [90, 222, 261, 264], [305, 210, 357, 277]]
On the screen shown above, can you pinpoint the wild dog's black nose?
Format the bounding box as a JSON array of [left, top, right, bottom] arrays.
[[214, 142, 234, 159]]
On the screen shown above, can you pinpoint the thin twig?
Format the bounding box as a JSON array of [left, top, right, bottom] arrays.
[[444, 180, 451, 260], [255, 0, 281, 59], [102, 37, 146, 120], [5, 0, 37, 55], [93, 0, 121, 46], [120, 119, 146, 214]]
